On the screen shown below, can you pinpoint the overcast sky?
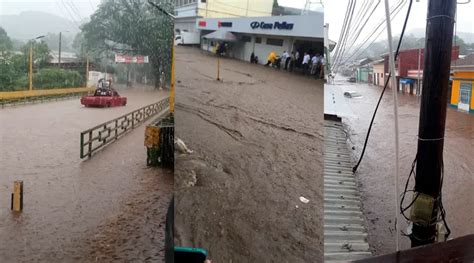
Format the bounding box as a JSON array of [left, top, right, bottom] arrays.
[[324, 0, 473, 42], [0, 0, 315, 17], [1, 0, 471, 41]]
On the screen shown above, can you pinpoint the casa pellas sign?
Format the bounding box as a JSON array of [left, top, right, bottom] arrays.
[[250, 21, 294, 30]]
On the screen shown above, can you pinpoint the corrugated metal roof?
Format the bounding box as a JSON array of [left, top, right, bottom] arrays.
[[324, 121, 372, 263]]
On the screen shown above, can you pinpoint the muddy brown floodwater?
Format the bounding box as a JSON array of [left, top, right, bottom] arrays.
[[335, 78, 474, 255], [0, 86, 173, 262], [174, 46, 324, 262]]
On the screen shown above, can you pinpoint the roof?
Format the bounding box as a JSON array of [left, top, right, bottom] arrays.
[[197, 14, 324, 39], [202, 30, 238, 42], [452, 53, 474, 66]]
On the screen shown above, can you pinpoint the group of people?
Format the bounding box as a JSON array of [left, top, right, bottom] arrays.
[[260, 50, 325, 79]]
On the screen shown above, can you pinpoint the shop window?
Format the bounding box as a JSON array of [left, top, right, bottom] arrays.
[[460, 82, 472, 104], [241, 36, 251, 42], [267, 38, 284, 46], [255, 37, 262, 44]]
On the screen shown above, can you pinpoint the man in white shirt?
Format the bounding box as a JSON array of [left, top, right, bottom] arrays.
[[282, 50, 290, 70], [310, 54, 320, 75], [302, 52, 311, 74]]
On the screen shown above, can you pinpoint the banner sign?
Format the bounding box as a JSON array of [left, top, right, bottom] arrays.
[[115, 54, 149, 64]]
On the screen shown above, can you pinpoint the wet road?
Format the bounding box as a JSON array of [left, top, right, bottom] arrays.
[[174, 47, 324, 262], [0, 87, 172, 262], [331, 78, 474, 255]]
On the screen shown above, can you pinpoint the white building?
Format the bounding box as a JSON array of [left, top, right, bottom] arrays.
[[196, 14, 324, 64], [174, 0, 273, 35]]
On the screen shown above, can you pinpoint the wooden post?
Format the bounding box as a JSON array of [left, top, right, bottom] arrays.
[[29, 45, 33, 92], [86, 56, 89, 88], [217, 57, 220, 81], [170, 45, 175, 113], [11, 181, 23, 212]]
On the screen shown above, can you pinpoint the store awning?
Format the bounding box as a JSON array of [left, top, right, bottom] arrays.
[[202, 30, 238, 42], [400, 78, 415, 84]]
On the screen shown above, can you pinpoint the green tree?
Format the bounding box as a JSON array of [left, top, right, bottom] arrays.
[[81, 0, 174, 88], [20, 40, 52, 68], [0, 27, 13, 52]]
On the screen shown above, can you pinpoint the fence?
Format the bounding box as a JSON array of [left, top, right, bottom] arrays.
[[80, 97, 170, 158], [0, 87, 94, 108]]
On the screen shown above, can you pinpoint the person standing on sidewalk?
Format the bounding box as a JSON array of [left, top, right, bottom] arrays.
[[319, 55, 326, 79], [282, 50, 290, 70], [302, 52, 311, 74], [310, 54, 320, 75], [289, 51, 296, 72]]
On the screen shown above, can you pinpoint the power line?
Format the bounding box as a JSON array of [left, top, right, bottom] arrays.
[[332, 0, 356, 72], [333, 0, 405, 72], [331, 0, 353, 70], [341, 0, 406, 66], [352, 0, 414, 174], [334, 0, 367, 70], [335, 0, 407, 71]]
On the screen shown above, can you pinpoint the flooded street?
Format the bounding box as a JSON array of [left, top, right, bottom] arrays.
[[174, 47, 324, 262], [331, 78, 474, 255], [0, 87, 172, 261]]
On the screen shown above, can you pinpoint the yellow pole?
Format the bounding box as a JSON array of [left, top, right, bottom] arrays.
[[217, 56, 220, 81], [85, 56, 89, 88], [170, 45, 175, 114], [29, 45, 33, 92], [11, 180, 23, 212]]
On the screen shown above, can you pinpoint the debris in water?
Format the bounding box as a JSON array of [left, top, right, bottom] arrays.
[[299, 196, 309, 204], [175, 138, 193, 154]]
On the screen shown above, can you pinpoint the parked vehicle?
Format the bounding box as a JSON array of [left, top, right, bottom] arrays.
[[175, 32, 200, 45], [348, 77, 356, 82], [344, 91, 362, 98]]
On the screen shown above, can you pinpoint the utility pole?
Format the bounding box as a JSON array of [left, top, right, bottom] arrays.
[[410, 0, 456, 247]]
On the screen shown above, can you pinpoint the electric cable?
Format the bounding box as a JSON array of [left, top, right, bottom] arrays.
[[338, 0, 406, 68], [331, 0, 355, 70], [352, 0, 413, 173], [332, 0, 356, 72]]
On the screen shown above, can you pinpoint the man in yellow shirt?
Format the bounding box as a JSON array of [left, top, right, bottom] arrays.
[[265, 51, 277, 66]]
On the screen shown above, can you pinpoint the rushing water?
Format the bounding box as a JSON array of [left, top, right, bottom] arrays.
[[0, 87, 172, 261], [334, 78, 474, 255]]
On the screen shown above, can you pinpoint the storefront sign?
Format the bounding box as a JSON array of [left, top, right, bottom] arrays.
[[250, 21, 294, 30], [115, 54, 149, 64], [218, 21, 232, 28]]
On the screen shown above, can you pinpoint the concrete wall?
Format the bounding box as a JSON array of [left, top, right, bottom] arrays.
[[197, 0, 273, 18]]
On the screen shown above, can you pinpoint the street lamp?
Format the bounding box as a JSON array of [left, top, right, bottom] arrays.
[[58, 31, 69, 68], [148, 1, 175, 114], [29, 35, 45, 92]]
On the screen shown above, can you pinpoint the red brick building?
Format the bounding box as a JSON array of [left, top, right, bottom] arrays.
[[382, 46, 460, 95]]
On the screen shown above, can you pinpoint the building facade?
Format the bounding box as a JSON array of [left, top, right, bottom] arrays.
[[383, 46, 460, 95], [372, 59, 384, 86], [174, 0, 273, 35], [450, 54, 474, 113], [196, 14, 324, 64]]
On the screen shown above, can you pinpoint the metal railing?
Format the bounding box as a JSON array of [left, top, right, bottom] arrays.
[[80, 97, 170, 159]]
